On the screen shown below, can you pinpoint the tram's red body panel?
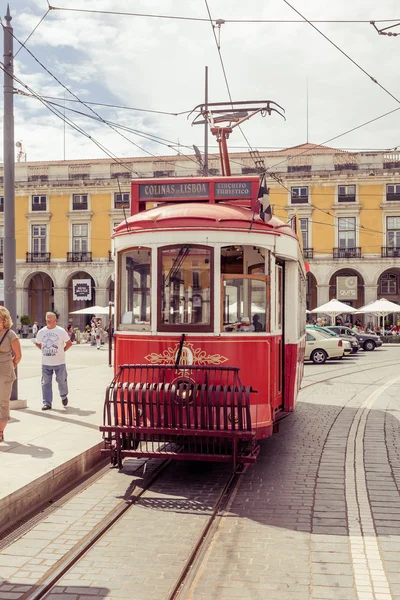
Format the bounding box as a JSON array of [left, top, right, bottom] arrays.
[[114, 334, 305, 437], [101, 175, 306, 469]]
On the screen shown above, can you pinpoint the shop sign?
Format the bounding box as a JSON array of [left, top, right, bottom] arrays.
[[336, 276, 358, 300], [73, 279, 92, 301]]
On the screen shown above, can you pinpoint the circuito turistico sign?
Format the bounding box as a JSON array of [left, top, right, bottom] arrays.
[[336, 276, 358, 300]]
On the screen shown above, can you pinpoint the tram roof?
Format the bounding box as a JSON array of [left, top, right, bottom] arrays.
[[113, 202, 297, 239]]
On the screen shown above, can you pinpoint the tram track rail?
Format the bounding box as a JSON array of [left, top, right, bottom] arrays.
[[167, 469, 244, 600], [6, 356, 400, 600], [14, 455, 245, 600], [301, 356, 400, 389], [20, 459, 173, 600]]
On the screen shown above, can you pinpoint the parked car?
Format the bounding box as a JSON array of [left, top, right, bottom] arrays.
[[305, 329, 345, 364], [307, 325, 360, 353], [326, 326, 382, 351]]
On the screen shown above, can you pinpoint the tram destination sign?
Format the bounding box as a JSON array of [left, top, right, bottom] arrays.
[[138, 179, 253, 200], [214, 181, 252, 197], [139, 182, 210, 200]]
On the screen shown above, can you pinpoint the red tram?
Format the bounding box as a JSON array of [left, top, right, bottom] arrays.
[[100, 101, 306, 470], [100, 174, 306, 469]]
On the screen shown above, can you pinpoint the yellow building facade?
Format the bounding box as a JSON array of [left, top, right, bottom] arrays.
[[0, 144, 399, 327]]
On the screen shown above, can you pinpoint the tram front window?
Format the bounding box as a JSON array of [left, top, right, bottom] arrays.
[[222, 275, 269, 333], [119, 248, 151, 329], [159, 245, 213, 332]]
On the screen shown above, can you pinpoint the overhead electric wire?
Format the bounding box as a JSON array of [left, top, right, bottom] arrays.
[[203, 0, 256, 158], [5, 26, 168, 162], [24, 95, 201, 170], [0, 63, 141, 176], [32, 94, 190, 117], [49, 6, 400, 25], [282, 0, 400, 108], [14, 8, 50, 58], [257, 106, 400, 176]]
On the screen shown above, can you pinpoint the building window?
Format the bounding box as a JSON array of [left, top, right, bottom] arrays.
[[72, 224, 88, 252], [300, 218, 309, 249], [0, 197, 3, 213], [287, 165, 311, 173], [111, 171, 131, 179], [387, 217, 400, 248], [153, 170, 175, 177], [114, 192, 130, 209], [32, 195, 47, 211], [242, 167, 260, 174], [338, 185, 356, 202], [31, 225, 47, 253], [69, 173, 90, 180], [28, 174, 48, 182], [380, 273, 397, 295], [386, 184, 400, 201], [72, 194, 88, 210], [291, 187, 308, 204], [338, 217, 356, 248]]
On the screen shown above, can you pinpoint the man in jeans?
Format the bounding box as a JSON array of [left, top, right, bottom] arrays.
[[35, 312, 72, 410]]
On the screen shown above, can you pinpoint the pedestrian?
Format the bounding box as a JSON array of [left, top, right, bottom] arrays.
[[32, 321, 38, 338], [95, 322, 102, 349], [90, 321, 96, 346], [0, 307, 22, 442], [35, 311, 72, 411]]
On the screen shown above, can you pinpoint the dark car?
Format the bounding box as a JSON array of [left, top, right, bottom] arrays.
[[326, 326, 382, 351]]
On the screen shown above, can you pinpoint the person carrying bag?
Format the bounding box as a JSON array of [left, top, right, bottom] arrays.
[[0, 307, 22, 442]]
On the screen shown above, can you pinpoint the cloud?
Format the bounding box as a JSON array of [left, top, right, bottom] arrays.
[[3, 0, 400, 163]]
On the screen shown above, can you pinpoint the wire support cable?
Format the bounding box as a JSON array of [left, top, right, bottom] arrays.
[[14, 8, 50, 57], [48, 6, 400, 25]]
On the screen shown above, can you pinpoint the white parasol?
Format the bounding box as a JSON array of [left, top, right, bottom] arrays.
[[357, 298, 400, 327], [70, 305, 114, 315], [310, 298, 357, 325]]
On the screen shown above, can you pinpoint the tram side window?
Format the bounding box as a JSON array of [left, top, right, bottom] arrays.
[[119, 248, 151, 329], [159, 245, 213, 332], [222, 275, 269, 333]]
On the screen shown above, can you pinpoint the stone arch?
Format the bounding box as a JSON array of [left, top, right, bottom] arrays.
[[326, 264, 368, 286], [60, 267, 99, 290], [106, 273, 115, 304], [306, 271, 318, 311], [377, 267, 400, 310], [329, 268, 365, 309], [66, 271, 96, 331], [20, 268, 55, 290], [24, 271, 55, 325]]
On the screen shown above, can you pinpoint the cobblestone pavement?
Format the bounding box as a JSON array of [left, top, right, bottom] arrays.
[[188, 347, 400, 600], [1, 346, 400, 600]]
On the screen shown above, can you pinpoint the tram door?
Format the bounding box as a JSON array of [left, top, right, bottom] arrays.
[[274, 263, 284, 411]]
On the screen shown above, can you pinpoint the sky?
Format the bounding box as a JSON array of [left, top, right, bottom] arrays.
[[2, 0, 400, 163]]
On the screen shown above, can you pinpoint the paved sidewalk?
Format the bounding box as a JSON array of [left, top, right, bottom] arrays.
[[0, 339, 114, 533]]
